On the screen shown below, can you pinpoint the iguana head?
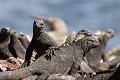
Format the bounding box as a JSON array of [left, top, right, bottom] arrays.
[[73, 29, 92, 42], [76, 36, 99, 57], [33, 19, 45, 35], [31, 16, 68, 36], [0, 27, 11, 48]]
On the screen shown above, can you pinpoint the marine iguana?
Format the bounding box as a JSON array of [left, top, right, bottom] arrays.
[[0, 36, 99, 80], [64, 29, 93, 76], [8, 31, 26, 60], [0, 27, 13, 59], [20, 19, 58, 68]]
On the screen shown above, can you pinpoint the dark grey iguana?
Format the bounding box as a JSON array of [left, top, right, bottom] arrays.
[[0, 27, 13, 59], [20, 19, 58, 68], [8, 31, 26, 60], [0, 36, 99, 80], [62, 29, 95, 76]]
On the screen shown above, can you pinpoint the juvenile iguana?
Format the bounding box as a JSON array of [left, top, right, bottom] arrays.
[[20, 19, 58, 68], [0, 36, 99, 80]]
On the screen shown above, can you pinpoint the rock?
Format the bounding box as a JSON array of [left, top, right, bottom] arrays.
[[0, 57, 23, 71], [47, 74, 75, 80], [23, 75, 38, 80]]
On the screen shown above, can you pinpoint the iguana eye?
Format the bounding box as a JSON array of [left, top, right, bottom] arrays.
[[87, 32, 92, 36]]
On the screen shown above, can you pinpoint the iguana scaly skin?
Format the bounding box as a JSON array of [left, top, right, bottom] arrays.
[[20, 19, 58, 68], [0, 36, 99, 80]]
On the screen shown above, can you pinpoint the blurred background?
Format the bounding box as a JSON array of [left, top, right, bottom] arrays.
[[0, 0, 120, 49]]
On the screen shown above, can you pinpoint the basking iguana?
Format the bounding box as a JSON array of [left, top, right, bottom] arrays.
[[20, 19, 58, 68], [8, 31, 26, 60], [0, 35, 99, 80], [64, 29, 94, 75], [0, 27, 13, 59]]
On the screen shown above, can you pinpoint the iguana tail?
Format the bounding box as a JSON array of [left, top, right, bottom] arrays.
[[0, 67, 32, 80]]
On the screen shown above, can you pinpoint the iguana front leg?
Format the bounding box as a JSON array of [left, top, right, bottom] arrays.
[[68, 57, 96, 77], [45, 46, 60, 60], [68, 62, 80, 75], [80, 60, 96, 76], [20, 39, 35, 68]]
